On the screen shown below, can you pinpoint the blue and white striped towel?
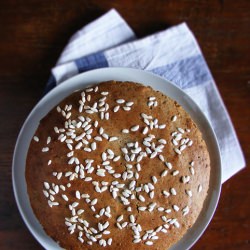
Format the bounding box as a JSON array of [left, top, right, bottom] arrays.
[[46, 9, 245, 183]]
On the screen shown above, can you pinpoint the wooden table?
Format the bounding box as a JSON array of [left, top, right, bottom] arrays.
[[0, 1, 249, 249]]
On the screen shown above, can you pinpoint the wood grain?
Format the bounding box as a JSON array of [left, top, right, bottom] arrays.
[[0, 0, 249, 249]]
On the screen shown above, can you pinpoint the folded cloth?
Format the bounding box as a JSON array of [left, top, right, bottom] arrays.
[[46, 9, 245, 183]]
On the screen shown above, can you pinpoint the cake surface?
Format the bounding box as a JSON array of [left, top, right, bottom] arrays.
[[26, 81, 210, 249]]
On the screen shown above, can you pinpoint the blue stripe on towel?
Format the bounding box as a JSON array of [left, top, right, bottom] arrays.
[[43, 74, 57, 95], [75, 52, 108, 73], [150, 55, 212, 89]]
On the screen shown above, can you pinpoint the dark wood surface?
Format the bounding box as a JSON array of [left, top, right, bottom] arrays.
[[0, 1, 249, 249]]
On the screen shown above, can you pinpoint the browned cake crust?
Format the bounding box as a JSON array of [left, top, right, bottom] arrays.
[[26, 81, 210, 250]]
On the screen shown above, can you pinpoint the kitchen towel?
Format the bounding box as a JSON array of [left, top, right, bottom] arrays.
[[46, 9, 245, 183]]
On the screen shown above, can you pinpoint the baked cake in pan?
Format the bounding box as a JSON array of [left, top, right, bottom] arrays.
[[26, 81, 210, 249]]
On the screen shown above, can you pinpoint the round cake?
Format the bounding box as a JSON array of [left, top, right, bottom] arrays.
[[26, 81, 210, 249]]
